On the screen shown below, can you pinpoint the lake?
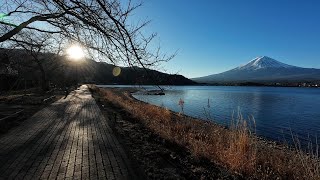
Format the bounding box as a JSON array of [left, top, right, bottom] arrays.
[[98, 85, 320, 145]]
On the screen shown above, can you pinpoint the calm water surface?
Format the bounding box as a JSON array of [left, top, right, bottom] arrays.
[[99, 85, 320, 144]]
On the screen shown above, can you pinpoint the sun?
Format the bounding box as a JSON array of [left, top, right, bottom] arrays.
[[67, 45, 85, 60]]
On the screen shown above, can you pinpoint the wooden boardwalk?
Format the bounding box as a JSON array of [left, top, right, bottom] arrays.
[[0, 85, 133, 180]]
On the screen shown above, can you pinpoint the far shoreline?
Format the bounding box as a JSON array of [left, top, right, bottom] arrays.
[[97, 83, 320, 88]]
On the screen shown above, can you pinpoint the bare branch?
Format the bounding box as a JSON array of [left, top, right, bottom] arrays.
[[0, 0, 174, 89]]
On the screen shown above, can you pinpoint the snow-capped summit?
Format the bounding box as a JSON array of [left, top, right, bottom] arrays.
[[192, 56, 320, 83], [237, 56, 295, 70]]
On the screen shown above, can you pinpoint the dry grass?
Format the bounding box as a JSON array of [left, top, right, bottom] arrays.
[[90, 85, 320, 179]]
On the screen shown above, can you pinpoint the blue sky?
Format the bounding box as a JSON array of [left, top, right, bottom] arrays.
[[134, 0, 320, 78]]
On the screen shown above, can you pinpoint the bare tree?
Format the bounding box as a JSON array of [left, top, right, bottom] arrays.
[[7, 31, 64, 91], [0, 0, 172, 71]]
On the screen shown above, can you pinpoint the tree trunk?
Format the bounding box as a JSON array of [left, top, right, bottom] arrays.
[[40, 68, 49, 91], [36, 60, 49, 91]]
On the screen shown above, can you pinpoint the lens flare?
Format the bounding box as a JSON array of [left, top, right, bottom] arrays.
[[112, 67, 121, 76], [67, 45, 85, 60], [0, 13, 8, 19]]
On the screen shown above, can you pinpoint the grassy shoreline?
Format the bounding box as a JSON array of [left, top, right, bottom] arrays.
[[90, 85, 320, 179]]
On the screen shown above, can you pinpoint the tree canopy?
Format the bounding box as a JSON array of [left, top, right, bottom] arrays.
[[0, 0, 172, 68]]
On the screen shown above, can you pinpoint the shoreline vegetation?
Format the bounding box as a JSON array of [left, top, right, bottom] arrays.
[[89, 85, 320, 179]]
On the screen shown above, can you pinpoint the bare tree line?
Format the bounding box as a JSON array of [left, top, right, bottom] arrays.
[[0, 0, 173, 91]]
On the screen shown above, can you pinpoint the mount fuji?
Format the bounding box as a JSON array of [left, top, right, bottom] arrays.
[[192, 56, 320, 83]]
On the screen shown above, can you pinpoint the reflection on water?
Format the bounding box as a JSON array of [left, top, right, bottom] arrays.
[[98, 85, 320, 145]]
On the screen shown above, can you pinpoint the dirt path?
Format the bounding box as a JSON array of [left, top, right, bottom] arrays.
[[0, 85, 138, 180]]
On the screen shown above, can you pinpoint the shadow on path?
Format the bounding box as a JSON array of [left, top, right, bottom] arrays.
[[0, 85, 136, 179]]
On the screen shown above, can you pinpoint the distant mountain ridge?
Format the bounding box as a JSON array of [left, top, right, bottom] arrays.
[[93, 61, 196, 85], [0, 48, 196, 90], [193, 56, 320, 83]]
